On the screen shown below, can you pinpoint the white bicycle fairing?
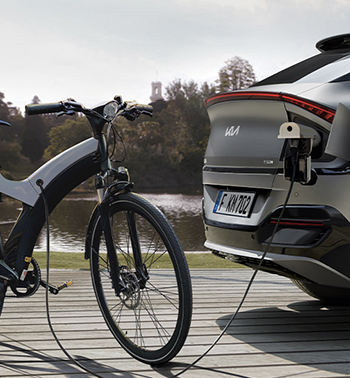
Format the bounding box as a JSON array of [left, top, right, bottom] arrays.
[[0, 138, 99, 206]]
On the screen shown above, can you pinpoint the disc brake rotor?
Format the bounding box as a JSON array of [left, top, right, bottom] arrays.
[[119, 266, 140, 309]]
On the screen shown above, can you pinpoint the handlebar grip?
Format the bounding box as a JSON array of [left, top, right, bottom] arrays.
[[135, 104, 153, 114], [25, 102, 66, 115]]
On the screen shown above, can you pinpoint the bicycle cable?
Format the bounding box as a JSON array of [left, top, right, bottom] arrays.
[[171, 159, 298, 377], [37, 180, 106, 378], [107, 121, 126, 163]]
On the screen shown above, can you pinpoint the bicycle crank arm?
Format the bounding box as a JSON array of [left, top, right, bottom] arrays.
[[40, 279, 73, 295]]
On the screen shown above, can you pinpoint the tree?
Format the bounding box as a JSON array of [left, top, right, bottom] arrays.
[[21, 114, 48, 162], [122, 120, 165, 168], [217, 56, 256, 92], [0, 93, 15, 143], [0, 56, 258, 188], [200, 81, 216, 98], [45, 117, 92, 156], [0, 92, 10, 124], [0, 141, 22, 171], [163, 79, 210, 174], [31, 95, 41, 104]]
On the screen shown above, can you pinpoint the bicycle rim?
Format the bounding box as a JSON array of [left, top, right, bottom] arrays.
[[89, 193, 192, 365]]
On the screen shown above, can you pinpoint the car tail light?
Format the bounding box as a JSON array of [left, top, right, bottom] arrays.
[[205, 91, 336, 123]]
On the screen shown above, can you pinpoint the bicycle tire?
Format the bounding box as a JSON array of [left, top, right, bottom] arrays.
[[88, 192, 192, 365], [0, 282, 6, 316]]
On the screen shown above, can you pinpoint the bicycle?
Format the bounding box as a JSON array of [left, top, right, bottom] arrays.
[[0, 96, 193, 365]]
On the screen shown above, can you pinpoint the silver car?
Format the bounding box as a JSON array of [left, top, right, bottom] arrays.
[[203, 34, 350, 303]]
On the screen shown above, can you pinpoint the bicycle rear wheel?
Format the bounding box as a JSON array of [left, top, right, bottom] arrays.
[[88, 192, 192, 365]]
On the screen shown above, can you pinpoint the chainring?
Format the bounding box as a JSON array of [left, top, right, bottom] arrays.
[[10, 257, 41, 297]]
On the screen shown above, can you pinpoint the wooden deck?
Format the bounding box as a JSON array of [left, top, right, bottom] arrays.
[[1, 268, 350, 377]]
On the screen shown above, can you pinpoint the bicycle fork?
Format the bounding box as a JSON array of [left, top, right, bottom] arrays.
[[97, 179, 148, 296], [98, 199, 124, 294], [126, 211, 149, 289]]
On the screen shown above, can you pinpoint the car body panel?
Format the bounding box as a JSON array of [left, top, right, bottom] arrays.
[[204, 100, 287, 170], [203, 34, 350, 291]]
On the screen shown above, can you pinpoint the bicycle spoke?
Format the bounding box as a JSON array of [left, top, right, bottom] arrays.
[[139, 289, 172, 343], [143, 282, 180, 309]]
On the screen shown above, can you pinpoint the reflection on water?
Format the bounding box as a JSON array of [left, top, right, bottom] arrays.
[[0, 191, 205, 253]]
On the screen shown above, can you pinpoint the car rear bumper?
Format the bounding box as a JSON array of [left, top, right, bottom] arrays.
[[205, 240, 350, 289]]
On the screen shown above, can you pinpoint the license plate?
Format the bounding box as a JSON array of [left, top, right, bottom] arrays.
[[213, 190, 255, 217]]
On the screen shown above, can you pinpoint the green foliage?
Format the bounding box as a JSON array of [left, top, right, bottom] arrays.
[[0, 141, 22, 171], [115, 79, 211, 188], [45, 117, 92, 155], [217, 56, 256, 92], [32, 251, 246, 270], [21, 115, 48, 162], [163, 79, 211, 173], [0, 55, 256, 187], [0, 92, 10, 123]]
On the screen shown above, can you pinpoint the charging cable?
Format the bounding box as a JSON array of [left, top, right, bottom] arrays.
[[37, 181, 105, 378], [172, 158, 298, 377], [36, 156, 297, 377]]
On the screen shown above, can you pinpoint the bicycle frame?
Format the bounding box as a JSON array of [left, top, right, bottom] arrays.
[[1, 137, 100, 277], [0, 97, 153, 291]]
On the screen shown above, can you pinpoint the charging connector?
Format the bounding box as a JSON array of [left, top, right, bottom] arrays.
[[278, 122, 319, 184]]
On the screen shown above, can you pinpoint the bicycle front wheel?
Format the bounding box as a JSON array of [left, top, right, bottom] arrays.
[[88, 192, 192, 365]]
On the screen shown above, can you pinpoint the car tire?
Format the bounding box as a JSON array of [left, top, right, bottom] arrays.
[[291, 279, 350, 305]]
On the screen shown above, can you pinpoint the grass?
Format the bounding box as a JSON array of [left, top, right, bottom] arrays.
[[32, 251, 246, 270]]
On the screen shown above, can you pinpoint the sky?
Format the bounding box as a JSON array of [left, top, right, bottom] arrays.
[[1, 0, 350, 112]]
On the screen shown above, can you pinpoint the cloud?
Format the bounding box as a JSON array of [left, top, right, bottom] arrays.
[[1, 0, 350, 109]]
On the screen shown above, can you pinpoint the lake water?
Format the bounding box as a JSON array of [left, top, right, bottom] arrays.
[[0, 191, 206, 253]]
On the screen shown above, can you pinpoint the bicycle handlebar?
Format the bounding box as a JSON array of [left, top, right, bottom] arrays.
[[25, 102, 66, 115], [25, 97, 153, 123], [121, 103, 153, 120]]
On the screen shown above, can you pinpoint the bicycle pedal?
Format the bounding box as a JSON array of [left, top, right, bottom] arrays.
[[57, 280, 73, 291], [40, 279, 73, 295]]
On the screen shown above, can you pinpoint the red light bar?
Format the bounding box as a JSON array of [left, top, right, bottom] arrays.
[[205, 91, 335, 123], [281, 94, 335, 123], [269, 219, 325, 227]]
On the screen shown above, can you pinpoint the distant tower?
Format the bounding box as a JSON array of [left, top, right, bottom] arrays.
[[150, 81, 164, 103]]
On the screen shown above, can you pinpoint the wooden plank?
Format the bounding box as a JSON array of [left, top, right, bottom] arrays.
[[1, 269, 350, 377]]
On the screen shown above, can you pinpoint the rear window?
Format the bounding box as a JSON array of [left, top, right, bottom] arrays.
[[253, 52, 350, 86]]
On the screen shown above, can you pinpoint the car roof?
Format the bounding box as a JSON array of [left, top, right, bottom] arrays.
[[253, 34, 350, 87]]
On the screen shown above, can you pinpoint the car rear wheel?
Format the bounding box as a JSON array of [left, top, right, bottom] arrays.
[[292, 279, 350, 305]]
